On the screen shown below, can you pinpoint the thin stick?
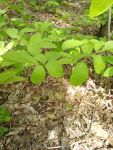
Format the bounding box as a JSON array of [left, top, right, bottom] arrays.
[[47, 146, 62, 149], [88, 106, 95, 132], [108, 7, 112, 40]]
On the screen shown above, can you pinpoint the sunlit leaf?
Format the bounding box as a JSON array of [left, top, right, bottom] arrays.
[[30, 65, 46, 84], [70, 62, 88, 86]]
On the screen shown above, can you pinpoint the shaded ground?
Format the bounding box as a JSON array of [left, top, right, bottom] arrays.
[[1, 77, 113, 149]]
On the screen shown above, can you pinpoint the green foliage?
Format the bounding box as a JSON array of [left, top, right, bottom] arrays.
[[44, 0, 59, 13], [0, 106, 11, 137], [0, 70, 23, 84], [90, 0, 113, 17], [93, 55, 106, 74], [72, 14, 100, 28], [0, 126, 8, 137], [30, 65, 46, 84], [103, 41, 113, 51], [1, 2, 113, 87], [62, 39, 85, 51], [46, 60, 63, 78], [70, 62, 88, 86], [3, 50, 37, 65], [1, 17, 113, 86], [103, 67, 113, 77], [0, 107, 11, 122], [4, 28, 19, 39]]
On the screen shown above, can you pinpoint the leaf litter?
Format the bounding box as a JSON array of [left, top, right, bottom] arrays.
[[0, 76, 113, 149]]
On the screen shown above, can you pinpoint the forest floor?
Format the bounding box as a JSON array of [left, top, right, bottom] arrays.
[[0, 1, 113, 150]]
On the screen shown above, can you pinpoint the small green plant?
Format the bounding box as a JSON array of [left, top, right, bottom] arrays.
[[1, 21, 113, 86], [45, 0, 59, 13], [0, 106, 12, 137], [57, 10, 72, 21], [1, 1, 113, 87]]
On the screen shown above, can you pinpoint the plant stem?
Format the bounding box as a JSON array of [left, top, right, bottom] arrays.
[[108, 7, 112, 40]]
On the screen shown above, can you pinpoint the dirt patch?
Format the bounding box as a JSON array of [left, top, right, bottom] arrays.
[[0, 77, 113, 149]]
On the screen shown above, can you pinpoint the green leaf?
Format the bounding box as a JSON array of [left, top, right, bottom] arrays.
[[90, 0, 113, 18], [0, 9, 7, 15], [3, 50, 37, 65], [104, 56, 113, 65], [0, 41, 15, 56], [60, 52, 75, 59], [28, 41, 56, 56], [0, 106, 11, 123], [0, 57, 3, 65], [0, 0, 10, 4], [27, 33, 42, 55], [90, 39, 105, 52], [30, 65, 46, 84], [93, 55, 106, 74], [0, 41, 4, 56], [3, 76, 25, 84], [45, 51, 61, 61], [0, 70, 17, 84], [42, 38, 57, 49], [58, 58, 73, 64], [70, 49, 81, 60], [0, 126, 8, 137], [28, 33, 57, 56], [62, 39, 84, 51], [0, 16, 7, 28], [70, 62, 88, 86], [34, 22, 52, 33], [0, 41, 4, 50], [46, 60, 63, 78], [4, 28, 18, 38], [102, 41, 113, 51], [34, 54, 47, 64], [30, 33, 42, 43], [21, 35, 30, 46], [82, 42, 94, 54], [103, 67, 113, 77], [20, 27, 36, 33], [27, 43, 41, 56], [5, 41, 14, 52], [0, 60, 15, 68]]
